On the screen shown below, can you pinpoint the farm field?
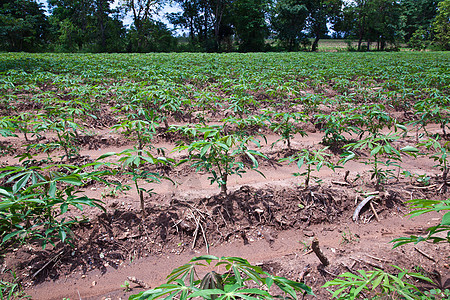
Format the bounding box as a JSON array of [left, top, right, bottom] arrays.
[[0, 52, 449, 299]]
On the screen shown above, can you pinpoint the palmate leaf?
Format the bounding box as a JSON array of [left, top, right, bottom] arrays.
[[188, 288, 226, 298], [191, 255, 220, 263], [167, 263, 196, 283], [269, 274, 314, 297], [132, 255, 313, 300]]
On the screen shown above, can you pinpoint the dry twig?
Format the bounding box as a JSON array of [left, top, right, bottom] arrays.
[[369, 201, 380, 222], [350, 257, 384, 269], [31, 250, 64, 278], [414, 247, 436, 262], [127, 276, 150, 289]]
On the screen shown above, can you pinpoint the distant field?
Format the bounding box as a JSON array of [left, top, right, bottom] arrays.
[[317, 39, 409, 51], [317, 39, 350, 50]]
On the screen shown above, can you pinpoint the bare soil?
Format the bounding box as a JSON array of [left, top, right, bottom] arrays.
[[2, 125, 449, 300]]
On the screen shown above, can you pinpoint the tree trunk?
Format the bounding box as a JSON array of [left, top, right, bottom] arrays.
[[311, 36, 320, 52]]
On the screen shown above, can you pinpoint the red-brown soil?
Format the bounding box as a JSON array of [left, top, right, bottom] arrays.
[[2, 127, 449, 300]]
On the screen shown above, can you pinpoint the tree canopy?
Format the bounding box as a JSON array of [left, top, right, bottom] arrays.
[[0, 0, 448, 52]]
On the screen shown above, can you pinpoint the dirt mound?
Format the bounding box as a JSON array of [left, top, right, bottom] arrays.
[[5, 184, 407, 286]]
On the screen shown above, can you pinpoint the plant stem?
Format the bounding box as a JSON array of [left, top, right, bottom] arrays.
[[220, 174, 227, 195], [135, 180, 145, 217]]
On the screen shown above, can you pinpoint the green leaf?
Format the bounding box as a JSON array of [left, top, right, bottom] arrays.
[[13, 173, 31, 193], [200, 144, 211, 157], [59, 228, 67, 242], [191, 255, 220, 262], [188, 289, 226, 298], [441, 212, 450, 225], [400, 146, 419, 153], [2, 230, 24, 243], [48, 181, 56, 198], [370, 145, 382, 157], [58, 175, 82, 186], [97, 152, 117, 160], [0, 188, 11, 197]]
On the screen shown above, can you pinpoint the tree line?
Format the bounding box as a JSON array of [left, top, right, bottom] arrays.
[[1, 0, 449, 52]]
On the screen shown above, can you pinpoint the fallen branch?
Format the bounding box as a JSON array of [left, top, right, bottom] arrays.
[[198, 218, 210, 254], [190, 209, 209, 253], [369, 201, 380, 222], [344, 170, 350, 184], [364, 191, 380, 196], [31, 250, 64, 278], [127, 276, 150, 289], [191, 216, 200, 250], [350, 257, 384, 269], [406, 184, 437, 190], [353, 195, 377, 222], [332, 181, 349, 186], [303, 249, 313, 256], [298, 264, 311, 282], [365, 254, 390, 263], [414, 247, 436, 262], [318, 266, 338, 277], [311, 238, 329, 266]]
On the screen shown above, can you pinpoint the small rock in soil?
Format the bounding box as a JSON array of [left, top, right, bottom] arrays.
[[303, 230, 315, 237]]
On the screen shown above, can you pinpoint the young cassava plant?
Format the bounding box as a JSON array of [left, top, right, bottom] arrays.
[[129, 255, 313, 300], [98, 147, 173, 217], [174, 125, 266, 195], [281, 146, 340, 189]]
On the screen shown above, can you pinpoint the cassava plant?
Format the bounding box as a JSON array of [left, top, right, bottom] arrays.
[[174, 125, 266, 195], [281, 146, 340, 189], [323, 265, 433, 300], [32, 114, 82, 161], [223, 114, 268, 139], [315, 108, 363, 149], [0, 162, 108, 249], [263, 109, 307, 149], [98, 147, 173, 217], [418, 137, 449, 193], [129, 255, 313, 300], [111, 110, 159, 150], [0, 116, 18, 139], [391, 197, 450, 247], [341, 133, 418, 190], [412, 96, 450, 138]]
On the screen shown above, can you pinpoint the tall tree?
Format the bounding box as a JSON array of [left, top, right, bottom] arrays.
[[168, 0, 232, 51], [433, 0, 450, 49], [304, 0, 342, 51], [123, 0, 162, 50], [401, 0, 442, 41], [232, 0, 269, 52], [341, 0, 403, 51], [0, 0, 50, 51], [169, 0, 214, 50], [127, 19, 177, 52], [271, 0, 309, 51], [48, 0, 93, 50], [49, 0, 125, 51]]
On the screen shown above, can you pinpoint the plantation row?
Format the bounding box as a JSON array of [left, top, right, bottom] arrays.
[[0, 52, 449, 299]]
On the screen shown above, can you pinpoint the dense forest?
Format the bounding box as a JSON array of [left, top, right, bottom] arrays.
[[0, 0, 449, 52]]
